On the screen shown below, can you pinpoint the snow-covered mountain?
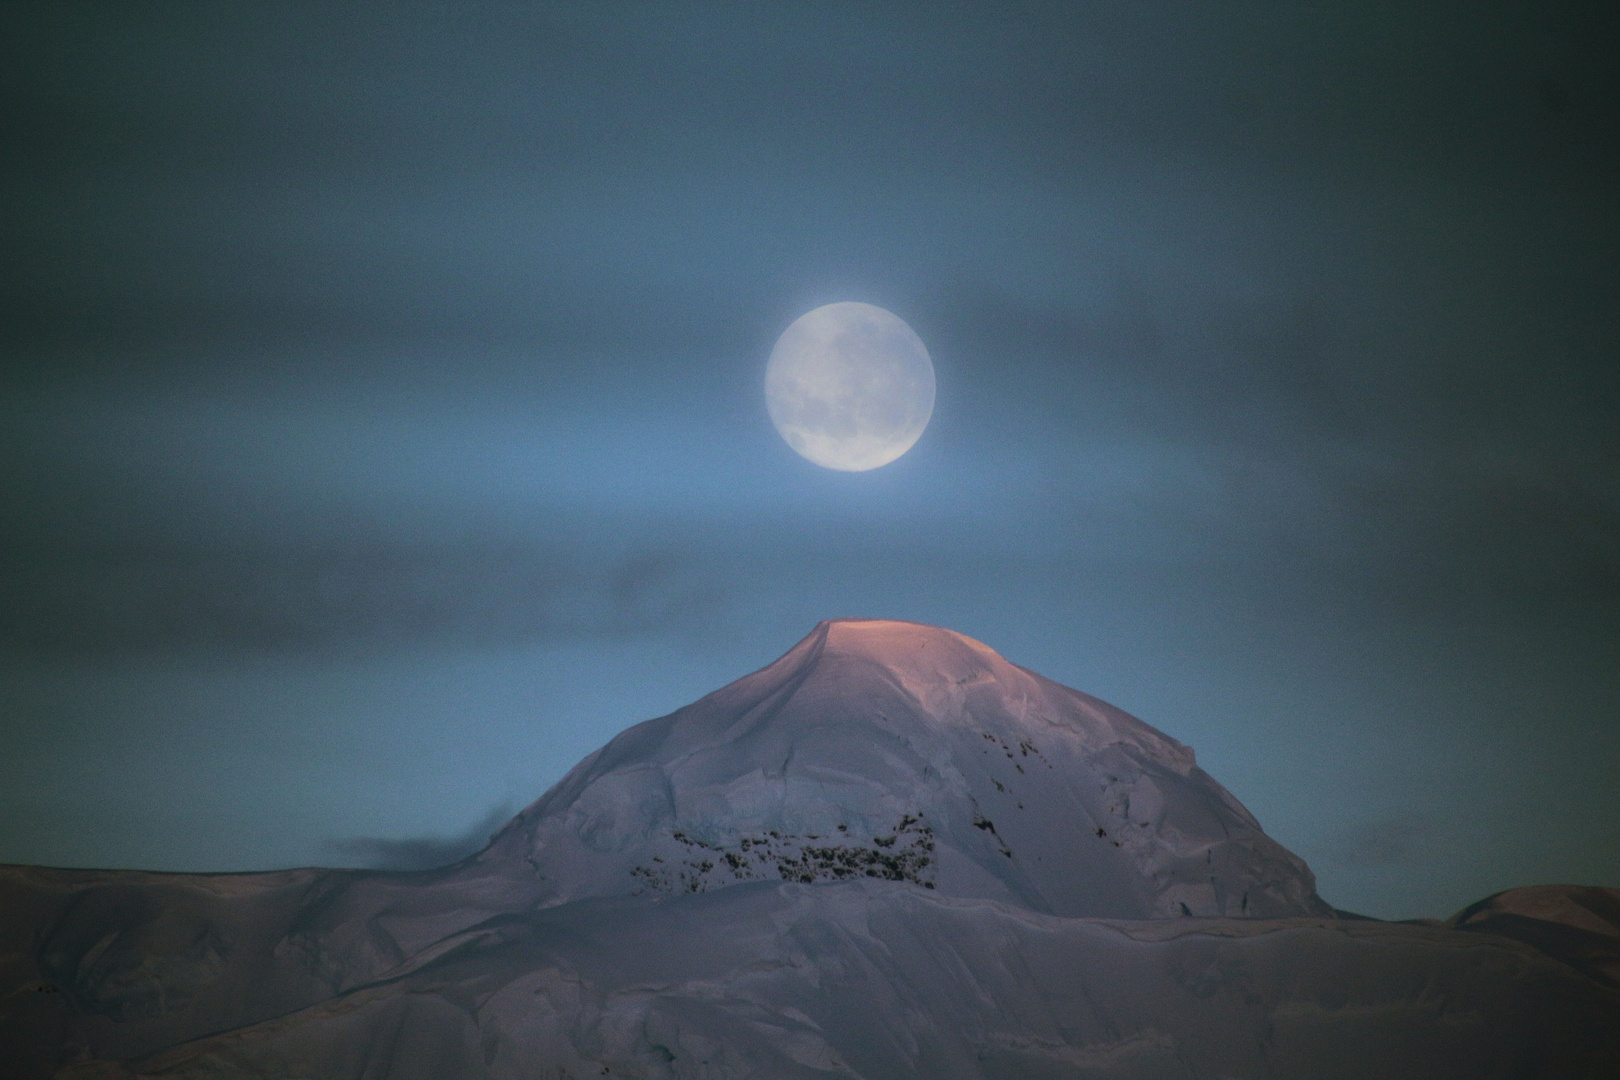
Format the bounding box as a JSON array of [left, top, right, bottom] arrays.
[[484, 618, 1328, 920], [3, 620, 1616, 1078]]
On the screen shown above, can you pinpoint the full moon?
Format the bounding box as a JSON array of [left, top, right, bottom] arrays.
[[765, 302, 935, 471]]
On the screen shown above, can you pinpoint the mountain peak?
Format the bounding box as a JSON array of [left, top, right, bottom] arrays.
[[482, 620, 1330, 922], [815, 616, 1003, 669], [805, 618, 1046, 716]]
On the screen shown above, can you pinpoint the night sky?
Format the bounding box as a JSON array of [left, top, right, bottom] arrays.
[[2, 3, 1615, 920]]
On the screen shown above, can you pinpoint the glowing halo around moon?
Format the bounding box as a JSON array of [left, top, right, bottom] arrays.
[[765, 302, 936, 471]]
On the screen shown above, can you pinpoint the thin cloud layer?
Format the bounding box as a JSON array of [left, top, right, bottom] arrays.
[[0, 538, 721, 655]]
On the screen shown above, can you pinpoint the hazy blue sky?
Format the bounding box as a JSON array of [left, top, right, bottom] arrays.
[[2, 2, 1615, 918]]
